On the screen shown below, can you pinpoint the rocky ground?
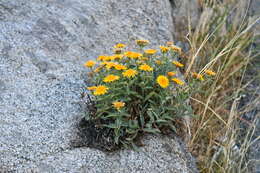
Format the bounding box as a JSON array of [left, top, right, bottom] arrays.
[[0, 0, 199, 172]]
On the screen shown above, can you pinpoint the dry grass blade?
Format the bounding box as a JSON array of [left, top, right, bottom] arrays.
[[181, 0, 260, 172]]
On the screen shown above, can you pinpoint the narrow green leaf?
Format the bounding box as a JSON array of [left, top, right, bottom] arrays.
[[143, 128, 161, 133]]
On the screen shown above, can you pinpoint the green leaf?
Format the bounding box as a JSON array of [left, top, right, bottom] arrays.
[[144, 91, 156, 102], [140, 114, 145, 128], [115, 119, 122, 128], [144, 86, 154, 90], [125, 132, 138, 141], [105, 113, 120, 118], [147, 110, 155, 122], [148, 99, 157, 105], [156, 119, 168, 123], [163, 115, 174, 121], [165, 106, 176, 111], [84, 111, 90, 120], [169, 124, 177, 132], [126, 128, 138, 134], [143, 128, 161, 133], [129, 91, 143, 99], [103, 124, 117, 129]]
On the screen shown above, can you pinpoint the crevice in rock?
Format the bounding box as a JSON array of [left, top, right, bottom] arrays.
[[70, 117, 120, 152]]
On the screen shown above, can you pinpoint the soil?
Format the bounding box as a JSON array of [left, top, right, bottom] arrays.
[[73, 118, 119, 151]]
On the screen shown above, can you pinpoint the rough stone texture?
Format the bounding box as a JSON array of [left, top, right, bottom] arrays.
[[0, 0, 198, 172], [169, 0, 199, 42], [15, 135, 197, 173]]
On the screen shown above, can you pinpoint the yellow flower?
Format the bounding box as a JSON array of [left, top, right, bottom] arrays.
[[113, 101, 125, 110], [172, 78, 184, 85], [84, 60, 96, 68], [155, 60, 162, 65], [97, 55, 107, 61], [105, 56, 112, 61], [124, 51, 142, 59], [93, 85, 109, 96], [171, 45, 182, 54], [103, 62, 116, 69], [172, 61, 184, 68], [114, 43, 126, 49], [114, 64, 127, 70], [205, 69, 216, 76], [87, 86, 97, 91], [136, 40, 149, 47], [159, 46, 170, 53], [114, 54, 124, 60], [139, 64, 153, 71], [192, 72, 204, 81], [144, 49, 157, 55], [167, 72, 176, 77], [103, 75, 120, 83], [157, 75, 169, 88], [110, 55, 118, 61], [122, 69, 138, 78]]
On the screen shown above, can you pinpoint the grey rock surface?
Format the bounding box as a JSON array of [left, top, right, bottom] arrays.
[[169, 0, 200, 41], [0, 0, 198, 172]]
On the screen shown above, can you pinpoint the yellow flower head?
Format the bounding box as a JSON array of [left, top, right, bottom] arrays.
[[157, 75, 169, 88], [124, 51, 142, 59], [103, 62, 116, 70], [171, 45, 182, 54], [172, 61, 184, 68], [136, 40, 149, 47], [97, 55, 108, 61], [113, 101, 125, 110], [139, 64, 153, 71], [114, 64, 127, 70], [144, 49, 157, 55], [155, 60, 162, 65], [87, 86, 97, 91], [167, 72, 176, 77], [159, 46, 170, 53], [114, 43, 126, 49], [93, 85, 109, 96], [110, 55, 118, 61], [192, 72, 204, 81], [103, 75, 120, 83], [113, 54, 124, 60], [122, 69, 138, 78], [205, 69, 216, 76], [84, 60, 96, 68], [172, 78, 184, 85]]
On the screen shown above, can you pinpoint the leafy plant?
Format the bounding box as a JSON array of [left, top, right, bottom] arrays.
[[83, 40, 216, 147]]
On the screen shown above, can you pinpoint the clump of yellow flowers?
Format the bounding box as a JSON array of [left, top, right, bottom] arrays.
[[83, 40, 216, 147]]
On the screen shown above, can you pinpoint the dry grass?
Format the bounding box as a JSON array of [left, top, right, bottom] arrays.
[[179, 0, 260, 172]]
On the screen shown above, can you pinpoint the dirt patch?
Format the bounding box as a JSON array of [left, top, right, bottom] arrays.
[[71, 118, 120, 151]]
